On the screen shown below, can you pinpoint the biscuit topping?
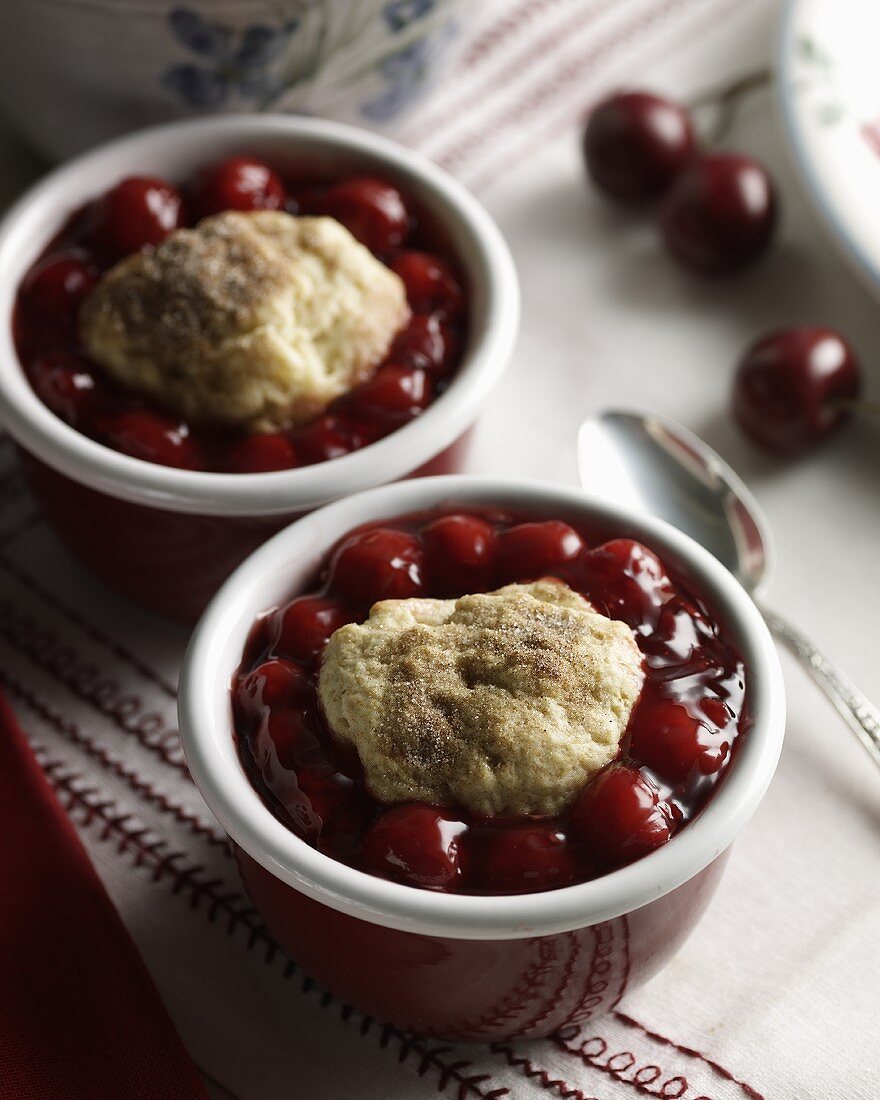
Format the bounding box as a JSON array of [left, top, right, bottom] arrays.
[[79, 211, 410, 431], [318, 580, 644, 817]]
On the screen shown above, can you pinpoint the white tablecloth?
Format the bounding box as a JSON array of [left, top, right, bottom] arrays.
[[0, 1, 877, 1097]]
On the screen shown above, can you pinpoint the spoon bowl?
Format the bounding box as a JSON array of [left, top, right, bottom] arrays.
[[578, 408, 880, 772], [578, 410, 772, 595]]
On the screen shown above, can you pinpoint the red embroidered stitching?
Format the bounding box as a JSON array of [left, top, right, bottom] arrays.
[[31, 745, 510, 1099], [468, 0, 760, 192], [0, 594, 188, 777], [489, 1043, 599, 1100], [2, 666, 226, 850], [0, 551, 178, 698], [434, 0, 698, 172], [422, 937, 561, 1040], [552, 1031, 692, 1098], [612, 1012, 765, 1100], [462, 0, 561, 66], [402, 0, 622, 147]]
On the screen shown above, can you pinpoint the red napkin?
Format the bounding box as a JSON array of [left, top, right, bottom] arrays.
[[0, 692, 210, 1100]]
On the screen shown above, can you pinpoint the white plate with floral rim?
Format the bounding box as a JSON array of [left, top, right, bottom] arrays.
[[777, 0, 880, 295]]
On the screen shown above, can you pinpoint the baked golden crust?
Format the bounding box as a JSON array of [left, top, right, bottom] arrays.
[[79, 211, 410, 431], [318, 580, 645, 817]]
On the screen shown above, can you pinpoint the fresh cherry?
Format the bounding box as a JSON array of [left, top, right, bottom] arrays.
[[29, 354, 103, 425], [478, 824, 578, 894], [233, 659, 312, 727], [578, 539, 672, 628], [391, 251, 464, 317], [96, 176, 184, 255], [423, 513, 496, 594], [21, 251, 99, 326], [361, 804, 467, 890], [321, 177, 409, 255], [570, 763, 671, 865], [328, 527, 425, 605], [228, 432, 298, 473], [272, 596, 354, 663], [583, 91, 696, 202], [347, 366, 432, 427], [660, 153, 777, 274], [191, 156, 286, 219], [496, 521, 583, 582], [732, 326, 861, 456], [97, 410, 203, 469]]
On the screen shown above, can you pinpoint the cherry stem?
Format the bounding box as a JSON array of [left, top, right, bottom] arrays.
[[689, 67, 775, 146]]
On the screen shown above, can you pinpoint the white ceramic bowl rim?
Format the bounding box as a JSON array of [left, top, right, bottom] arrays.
[[179, 476, 786, 941], [0, 115, 518, 517]]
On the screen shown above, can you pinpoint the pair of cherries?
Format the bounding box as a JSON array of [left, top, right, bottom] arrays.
[[583, 90, 777, 275], [584, 91, 864, 456]]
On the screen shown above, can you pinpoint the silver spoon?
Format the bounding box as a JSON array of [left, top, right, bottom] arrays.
[[578, 409, 880, 770]]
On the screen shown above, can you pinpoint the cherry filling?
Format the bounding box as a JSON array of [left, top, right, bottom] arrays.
[[13, 157, 468, 474], [233, 509, 750, 896]]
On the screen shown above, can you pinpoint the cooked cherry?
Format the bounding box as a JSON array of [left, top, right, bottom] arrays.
[[478, 824, 578, 894], [391, 251, 464, 317], [583, 91, 696, 202], [272, 596, 354, 663], [192, 156, 286, 218], [570, 763, 671, 865], [294, 414, 362, 465], [361, 804, 467, 890], [423, 514, 496, 594], [390, 314, 451, 374], [29, 354, 103, 425], [630, 684, 731, 782], [96, 176, 184, 255], [97, 409, 203, 469], [21, 251, 99, 325], [579, 539, 672, 628], [234, 658, 311, 727], [254, 708, 326, 773], [295, 768, 372, 857], [228, 432, 298, 473], [285, 182, 328, 216], [496, 521, 583, 582], [733, 327, 861, 456], [348, 366, 432, 426], [660, 153, 777, 274], [328, 527, 425, 605], [321, 177, 409, 255]]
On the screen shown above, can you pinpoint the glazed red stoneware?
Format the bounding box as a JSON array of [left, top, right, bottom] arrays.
[[236, 846, 728, 1040], [0, 118, 517, 619], [18, 433, 471, 620], [178, 478, 785, 1041]]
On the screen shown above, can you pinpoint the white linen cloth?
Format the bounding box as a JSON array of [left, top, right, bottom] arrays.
[[0, 1, 877, 1097]]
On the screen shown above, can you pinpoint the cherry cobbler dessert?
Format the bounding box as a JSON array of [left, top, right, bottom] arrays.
[[232, 509, 749, 895], [13, 158, 466, 472]]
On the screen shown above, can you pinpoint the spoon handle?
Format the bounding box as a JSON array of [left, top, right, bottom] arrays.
[[759, 603, 880, 769]]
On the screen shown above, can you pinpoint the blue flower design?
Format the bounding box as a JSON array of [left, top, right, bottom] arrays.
[[362, 24, 456, 123], [162, 7, 299, 107], [383, 0, 436, 34]]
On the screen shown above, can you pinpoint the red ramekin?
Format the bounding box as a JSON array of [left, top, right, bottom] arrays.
[[178, 476, 785, 1041], [0, 117, 519, 619]]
